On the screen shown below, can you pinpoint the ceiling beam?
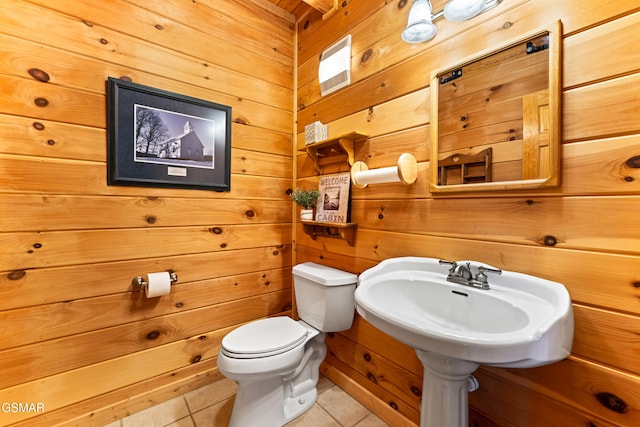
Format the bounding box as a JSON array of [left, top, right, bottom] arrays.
[[303, 0, 339, 18]]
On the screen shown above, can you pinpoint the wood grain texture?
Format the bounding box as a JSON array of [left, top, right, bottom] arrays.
[[0, 247, 291, 310], [2, 0, 640, 425], [0, 0, 295, 424], [295, 0, 640, 425]]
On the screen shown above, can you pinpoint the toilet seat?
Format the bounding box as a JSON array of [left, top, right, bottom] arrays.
[[221, 317, 309, 359]]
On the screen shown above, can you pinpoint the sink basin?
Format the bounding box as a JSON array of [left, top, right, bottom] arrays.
[[355, 257, 574, 426], [355, 256, 573, 367]]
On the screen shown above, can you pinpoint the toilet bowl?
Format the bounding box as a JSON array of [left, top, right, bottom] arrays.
[[217, 317, 324, 426], [217, 263, 357, 427]]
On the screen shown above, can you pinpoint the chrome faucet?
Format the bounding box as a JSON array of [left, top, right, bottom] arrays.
[[438, 260, 502, 290]]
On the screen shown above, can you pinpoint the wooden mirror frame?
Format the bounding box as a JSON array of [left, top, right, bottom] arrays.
[[429, 21, 562, 194]]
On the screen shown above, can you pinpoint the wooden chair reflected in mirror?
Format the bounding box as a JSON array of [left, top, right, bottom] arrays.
[[438, 148, 492, 185]]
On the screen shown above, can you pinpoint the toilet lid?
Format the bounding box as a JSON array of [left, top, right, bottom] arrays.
[[221, 317, 309, 358]]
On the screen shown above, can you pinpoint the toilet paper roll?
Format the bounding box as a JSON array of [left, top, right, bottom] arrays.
[[350, 153, 418, 189], [354, 166, 401, 186], [145, 272, 172, 298]]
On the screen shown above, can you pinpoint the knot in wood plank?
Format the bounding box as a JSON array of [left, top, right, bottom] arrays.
[[361, 48, 373, 64], [28, 68, 50, 83], [595, 392, 628, 414], [625, 155, 640, 168], [146, 330, 160, 340], [34, 97, 49, 107], [7, 270, 26, 280], [542, 235, 558, 246]]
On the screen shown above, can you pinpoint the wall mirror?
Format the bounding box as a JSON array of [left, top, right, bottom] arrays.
[[430, 21, 562, 193]]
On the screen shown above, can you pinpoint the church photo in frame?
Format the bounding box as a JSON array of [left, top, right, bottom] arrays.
[[107, 78, 231, 191]]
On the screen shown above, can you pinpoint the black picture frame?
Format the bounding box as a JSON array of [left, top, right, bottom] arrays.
[[107, 77, 232, 191]]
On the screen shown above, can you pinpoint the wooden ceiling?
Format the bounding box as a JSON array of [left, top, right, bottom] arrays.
[[266, 0, 338, 20], [265, 0, 307, 15]]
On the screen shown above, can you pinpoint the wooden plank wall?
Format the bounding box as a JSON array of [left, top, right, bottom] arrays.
[[295, 0, 640, 426], [0, 0, 294, 425]]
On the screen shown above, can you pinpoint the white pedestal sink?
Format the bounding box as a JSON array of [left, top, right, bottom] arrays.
[[355, 257, 574, 427]]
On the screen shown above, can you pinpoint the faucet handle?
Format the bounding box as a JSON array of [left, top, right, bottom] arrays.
[[475, 266, 501, 290], [438, 259, 457, 272], [477, 266, 502, 276]]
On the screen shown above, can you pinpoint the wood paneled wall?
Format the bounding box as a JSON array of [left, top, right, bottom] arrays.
[[2, 0, 639, 426], [295, 0, 640, 426], [0, 0, 294, 425]]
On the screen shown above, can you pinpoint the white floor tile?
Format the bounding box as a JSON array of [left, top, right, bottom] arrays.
[[317, 386, 371, 427], [107, 375, 388, 427], [121, 396, 189, 427]]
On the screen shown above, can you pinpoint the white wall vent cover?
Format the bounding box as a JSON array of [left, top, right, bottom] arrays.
[[318, 35, 352, 96]]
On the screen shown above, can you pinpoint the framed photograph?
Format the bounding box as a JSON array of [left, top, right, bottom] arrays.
[[107, 77, 231, 191], [315, 172, 351, 223]]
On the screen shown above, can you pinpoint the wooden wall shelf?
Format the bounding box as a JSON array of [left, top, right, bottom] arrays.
[[303, 132, 368, 173], [299, 131, 365, 245], [301, 221, 357, 246]]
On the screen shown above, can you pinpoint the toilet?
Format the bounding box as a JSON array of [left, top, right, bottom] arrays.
[[217, 262, 358, 427]]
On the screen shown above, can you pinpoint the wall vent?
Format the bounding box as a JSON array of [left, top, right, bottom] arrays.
[[319, 35, 352, 96]]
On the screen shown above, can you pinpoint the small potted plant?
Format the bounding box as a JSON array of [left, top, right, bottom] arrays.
[[290, 187, 320, 221]]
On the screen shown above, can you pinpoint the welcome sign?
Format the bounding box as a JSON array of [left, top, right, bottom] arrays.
[[315, 172, 351, 223]]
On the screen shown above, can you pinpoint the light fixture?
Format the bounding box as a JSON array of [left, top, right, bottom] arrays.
[[401, 0, 438, 44], [318, 34, 352, 96], [444, 0, 487, 21], [402, 0, 503, 43]]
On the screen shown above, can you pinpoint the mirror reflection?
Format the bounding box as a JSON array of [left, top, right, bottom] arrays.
[[430, 22, 562, 193]]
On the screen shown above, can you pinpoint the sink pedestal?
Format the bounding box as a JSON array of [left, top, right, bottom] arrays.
[[416, 350, 479, 427]]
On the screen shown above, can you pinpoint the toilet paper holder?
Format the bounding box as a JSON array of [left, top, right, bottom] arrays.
[[132, 272, 178, 290], [350, 153, 418, 189]]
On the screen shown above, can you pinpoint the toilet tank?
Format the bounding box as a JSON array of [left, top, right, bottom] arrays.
[[292, 262, 358, 332]]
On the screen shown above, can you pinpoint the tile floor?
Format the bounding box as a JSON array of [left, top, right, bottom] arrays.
[[103, 375, 389, 427]]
